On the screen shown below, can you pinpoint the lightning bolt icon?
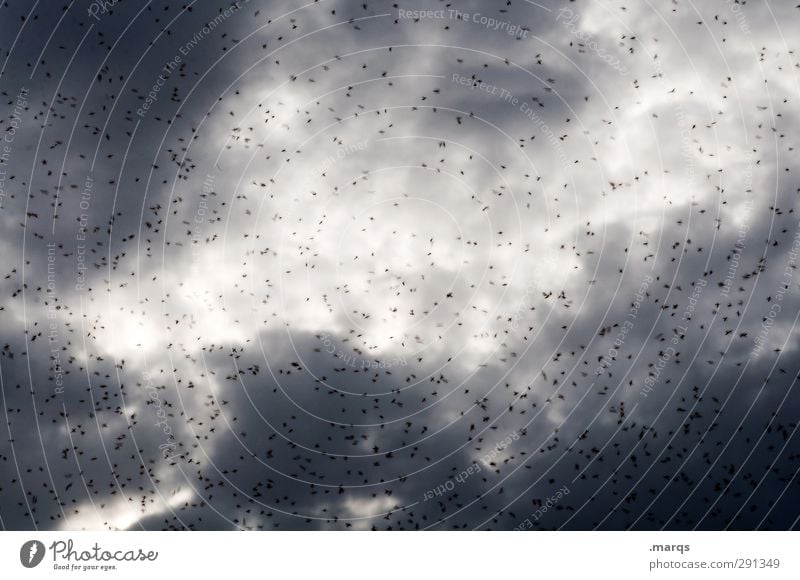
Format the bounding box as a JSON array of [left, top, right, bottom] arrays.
[[28, 543, 38, 564]]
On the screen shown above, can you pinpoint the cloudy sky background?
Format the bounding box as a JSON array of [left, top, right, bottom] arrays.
[[1, 0, 799, 530]]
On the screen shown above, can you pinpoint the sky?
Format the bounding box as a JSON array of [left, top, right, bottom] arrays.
[[0, 0, 799, 531]]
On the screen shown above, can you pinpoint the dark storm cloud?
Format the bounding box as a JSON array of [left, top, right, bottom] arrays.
[[0, 0, 799, 531]]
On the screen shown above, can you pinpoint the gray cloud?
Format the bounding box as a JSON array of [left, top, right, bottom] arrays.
[[0, 0, 799, 531]]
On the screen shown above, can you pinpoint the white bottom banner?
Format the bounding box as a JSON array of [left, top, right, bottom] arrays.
[[0, 532, 795, 578]]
